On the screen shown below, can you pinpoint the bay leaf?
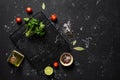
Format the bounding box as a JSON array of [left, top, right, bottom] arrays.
[[72, 40, 77, 46], [73, 47, 85, 51], [42, 2, 46, 10]]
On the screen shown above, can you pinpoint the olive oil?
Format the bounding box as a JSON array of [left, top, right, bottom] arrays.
[[7, 50, 24, 67]]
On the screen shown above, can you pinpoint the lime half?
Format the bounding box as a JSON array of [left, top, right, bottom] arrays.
[[44, 66, 53, 76]]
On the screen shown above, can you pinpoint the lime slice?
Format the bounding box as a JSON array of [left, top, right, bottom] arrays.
[[44, 66, 53, 76]]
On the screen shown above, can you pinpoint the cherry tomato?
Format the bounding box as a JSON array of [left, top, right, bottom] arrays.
[[50, 14, 57, 22], [26, 7, 33, 14], [16, 17, 22, 24], [53, 61, 59, 68]]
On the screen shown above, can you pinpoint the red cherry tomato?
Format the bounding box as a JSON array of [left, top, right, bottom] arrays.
[[16, 17, 22, 23], [50, 14, 57, 22], [26, 7, 32, 14], [53, 61, 59, 68]]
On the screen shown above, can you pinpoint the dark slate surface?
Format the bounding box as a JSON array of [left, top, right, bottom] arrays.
[[10, 11, 70, 71], [0, 0, 120, 80]]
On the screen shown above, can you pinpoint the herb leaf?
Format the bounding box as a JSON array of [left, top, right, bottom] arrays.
[[24, 18, 30, 22], [42, 2, 46, 10], [73, 47, 85, 51], [24, 18, 45, 38], [72, 40, 77, 46]]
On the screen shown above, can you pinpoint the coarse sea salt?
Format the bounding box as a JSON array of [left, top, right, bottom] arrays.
[[63, 20, 71, 33]]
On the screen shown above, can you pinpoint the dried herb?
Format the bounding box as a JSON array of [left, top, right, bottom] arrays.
[[42, 2, 46, 10], [72, 40, 77, 46], [73, 47, 85, 51]]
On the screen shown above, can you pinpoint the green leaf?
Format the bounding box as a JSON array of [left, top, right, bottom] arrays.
[[36, 32, 40, 35], [39, 22, 45, 29], [24, 18, 29, 22], [73, 47, 85, 51], [72, 40, 77, 46], [35, 27, 39, 31], [40, 31, 45, 36], [42, 2, 46, 10], [25, 30, 34, 37], [24, 17, 46, 38]]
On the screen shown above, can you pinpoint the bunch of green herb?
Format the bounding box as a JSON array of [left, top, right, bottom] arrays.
[[24, 18, 45, 38]]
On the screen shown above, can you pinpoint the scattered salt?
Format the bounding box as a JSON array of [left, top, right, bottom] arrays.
[[63, 73, 67, 77], [4, 25, 10, 32], [80, 27, 83, 31], [85, 15, 90, 20], [63, 20, 71, 33], [58, 73, 62, 77], [101, 74, 104, 77], [54, 35, 59, 43], [76, 68, 80, 72], [96, 0, 101, 5], [94, 26, 97, 29], [88, 61, 92, 63], [75, 61, 80, 66], [100, 65, 103, 69], [15, 6, 17, 8], [72, 3, 75, 7], [10, 69, 14, 74], [82, 37, 92, 48], [5, 53, 9, 56], [76, 16, 79, 19], [26, 73, 30, 76], [77, 33, 79, 35], [4, 25, 7, 28]]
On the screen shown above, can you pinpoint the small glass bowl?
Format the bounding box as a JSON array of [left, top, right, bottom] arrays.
[[7, 50, 24, 67]]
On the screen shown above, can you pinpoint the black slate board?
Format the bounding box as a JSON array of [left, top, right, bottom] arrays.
[[9, 11, 70, 71]]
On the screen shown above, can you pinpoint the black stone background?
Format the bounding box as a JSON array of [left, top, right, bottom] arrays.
[[0, 0, 120, 80]]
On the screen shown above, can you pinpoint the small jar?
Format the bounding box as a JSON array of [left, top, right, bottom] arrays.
[[60, 52, 73, 67]]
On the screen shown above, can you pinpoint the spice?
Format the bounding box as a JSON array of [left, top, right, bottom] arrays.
[[60, 52, 73, 67], [63, 20, 73, 37]]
